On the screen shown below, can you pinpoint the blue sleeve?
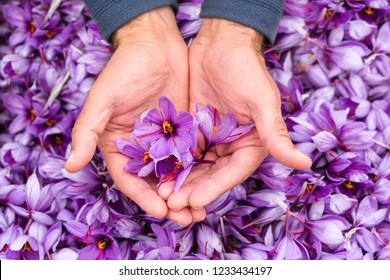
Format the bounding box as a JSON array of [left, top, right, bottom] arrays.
[[84, 0, 178, 42], [200, 0, 284, 44]]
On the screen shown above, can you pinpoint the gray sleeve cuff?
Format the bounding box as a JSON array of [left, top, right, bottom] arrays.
[[200, 0, 284, 44], [84, 0, 178, 42]]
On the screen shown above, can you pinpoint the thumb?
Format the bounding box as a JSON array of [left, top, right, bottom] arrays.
[[64, 92, 112, 173], [253, 76, 312, 170]]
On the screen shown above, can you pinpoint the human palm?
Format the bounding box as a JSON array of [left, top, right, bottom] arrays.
[[98, 41, 188, 219], [167, 19, 312, 211], [65, 19, 202, 224]]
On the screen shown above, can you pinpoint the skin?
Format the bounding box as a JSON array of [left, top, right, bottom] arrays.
[[65, 8, 312, 225], [165, 18, 312, 211], [64, 7, 200, 226]]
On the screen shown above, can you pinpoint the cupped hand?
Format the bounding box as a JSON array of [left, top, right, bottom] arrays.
[[167, 18, 312, 211], [64, 7, 200, 226]]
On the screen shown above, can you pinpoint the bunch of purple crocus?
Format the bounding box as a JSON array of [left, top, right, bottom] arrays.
[[116, 96, 253, 192], [0, 0, 389, 260]]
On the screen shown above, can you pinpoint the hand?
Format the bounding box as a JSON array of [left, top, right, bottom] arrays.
[[167, 18, 312, 211], [64, 7, 203, 226]]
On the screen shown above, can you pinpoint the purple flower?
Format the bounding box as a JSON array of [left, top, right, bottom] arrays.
[[9, 173, 55, 226], [64, 222, 121, 260], [326, 42, 370, 72], [240, 243, 270, 260], [132, 97, 195, 160], [197, 224, 224, 259], [306, 215, 350, 246], [353, 195, 387, 228], [0, 54, 30, 82], [326, 152, 372, 194], [59, 162, 103, 196], [326, 194, 357, 215], [77, 45, 112, 75], [6, 234, 40, 260], [273, 232, 309, 260], [0, 224, 22, 257], [348, 20, 377, 41], [155, 151, 196, 192], [196, 104, 254, 148], [115, 139, 154, 177]]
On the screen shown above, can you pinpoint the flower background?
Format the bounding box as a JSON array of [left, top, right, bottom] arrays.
[[0, 0, 389, 260]]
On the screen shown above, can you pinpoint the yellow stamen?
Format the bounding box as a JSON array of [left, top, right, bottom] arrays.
[[212, 126, 218, 134], [53, 135, 62, 145], [30, 21, 36, 33], [23, 243, 32, 252], [97, 238, 109, 250], [143, 152, 150, 163], [371, 174, 377, 183], [325, 9, 333, 18], [162, 121, 173, 134], [306, 183, 314, 192], [343, 180, 353, 189], [45, 119, 56, 127], [30, 110, 36, 122], [45, 30, 56, 39], [363, 7, 373, 15]]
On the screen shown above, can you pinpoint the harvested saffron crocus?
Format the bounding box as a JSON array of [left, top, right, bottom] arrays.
[[131, 96, 196, 161], [115, 96, 253, 191]]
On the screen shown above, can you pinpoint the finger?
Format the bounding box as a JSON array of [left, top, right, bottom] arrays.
[[250, 67, 312, 170], [189, 147, 268, 209], [64, 90, 113, 173], [157, 181, 175, 201], [190, 207, 206, 222], [105, 153, 168, 219], [166, 162, 213, 211], [166, 208, 193, 227], [167, 183, 195, 211]]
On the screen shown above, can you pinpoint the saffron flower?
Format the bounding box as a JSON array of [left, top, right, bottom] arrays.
[[132, 97, 195, 161], [196, 104, 254, 148], [115, 139, 154, 177]]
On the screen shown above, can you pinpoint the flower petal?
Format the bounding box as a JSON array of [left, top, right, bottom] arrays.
[[138, 161, 155, 177], [124, 158, 146, 174], [174, 165, 192, 192], [131, 124, 162, 142], [77, 245, 99, 260], [312, 131, 338, 152], [159, 96, 177, 122], [115, 138, 145, 158], [142, 108, 164, 125], [149, 137, 174, 161], [26, 173, 41, 210], [220, 124, 254, 144]]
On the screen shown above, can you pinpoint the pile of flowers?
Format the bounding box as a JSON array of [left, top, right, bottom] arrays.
[[0, 0, 389, 260]]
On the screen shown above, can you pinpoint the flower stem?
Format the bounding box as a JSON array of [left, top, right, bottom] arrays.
[[199, 146, 211, 161]]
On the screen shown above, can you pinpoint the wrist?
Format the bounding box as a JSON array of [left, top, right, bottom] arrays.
[[112, 7, 182, 48], [196, 18, 263, 51]]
